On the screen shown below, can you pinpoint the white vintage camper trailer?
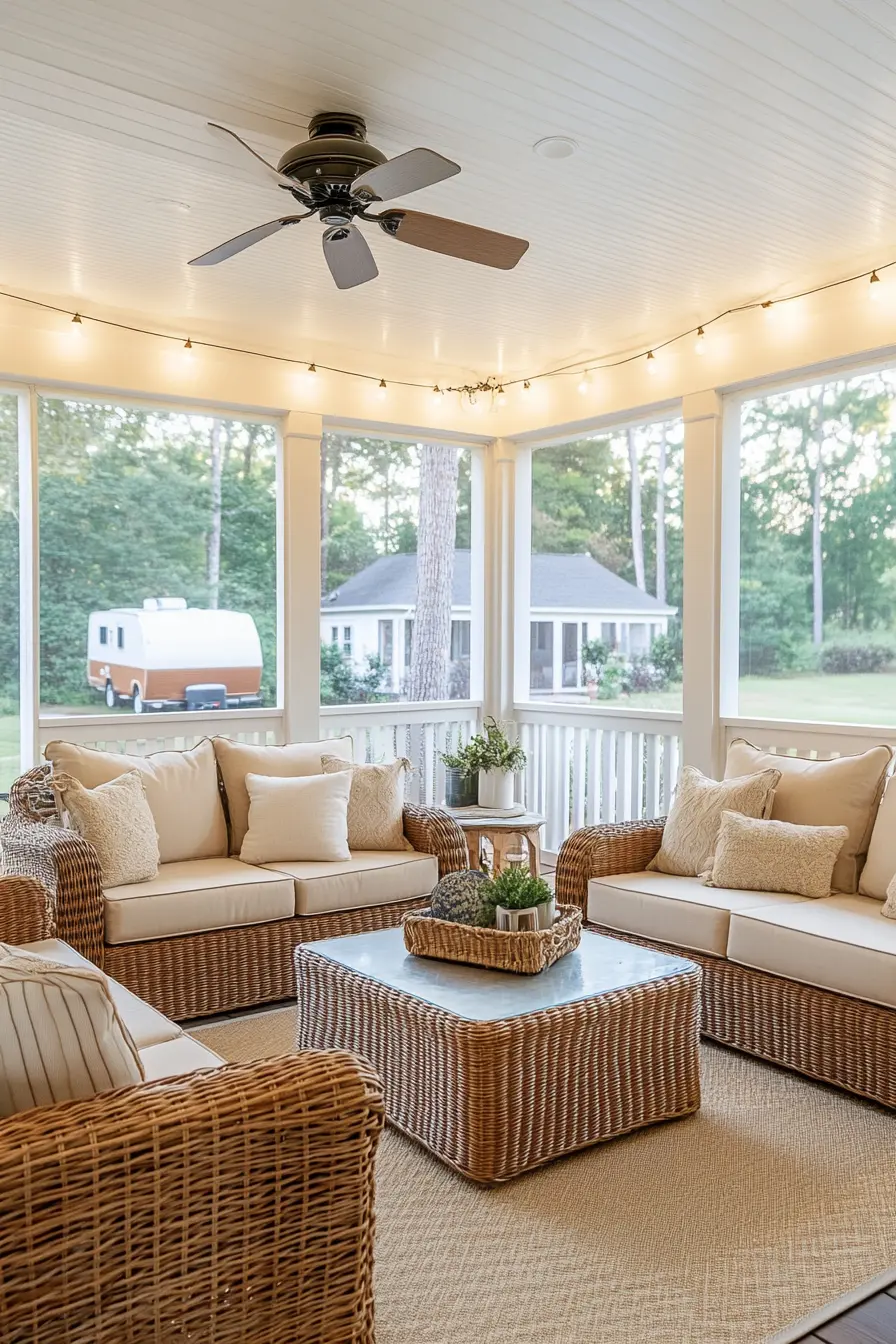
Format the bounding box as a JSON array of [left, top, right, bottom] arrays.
[[87, 598, 264, 713]]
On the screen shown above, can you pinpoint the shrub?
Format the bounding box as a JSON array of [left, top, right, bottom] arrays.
[[621, 654, 668, 694], [487, 865, 553, 910], [650, 629, 682, 683], [581, 638, 611, 684], [820, 639, 895, 675]]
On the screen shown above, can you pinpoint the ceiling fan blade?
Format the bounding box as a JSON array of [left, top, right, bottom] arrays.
[[207, 122, 300, 192], [352, 148, 460, 202], [322, 226, 379, 289], [381, 210, 529, 269], [189, 216, 306, 266]]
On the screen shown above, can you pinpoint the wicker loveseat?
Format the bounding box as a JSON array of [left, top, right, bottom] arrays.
[[0, 874, 384, 1344], [556, 817, 896, 1110], [2, 754, 467, 1021]]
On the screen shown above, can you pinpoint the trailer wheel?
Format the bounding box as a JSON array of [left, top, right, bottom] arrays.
[[132, 684, 144, 715], [104, 680, 117, 710]]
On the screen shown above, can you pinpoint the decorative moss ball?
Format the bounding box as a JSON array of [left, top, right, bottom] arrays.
[[431, 869, 495, 927]]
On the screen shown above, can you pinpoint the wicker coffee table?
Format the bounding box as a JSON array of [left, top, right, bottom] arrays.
[[295, 928, 701, 1183]]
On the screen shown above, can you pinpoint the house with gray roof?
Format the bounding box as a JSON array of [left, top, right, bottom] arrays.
[[321, 550, 676, 697]]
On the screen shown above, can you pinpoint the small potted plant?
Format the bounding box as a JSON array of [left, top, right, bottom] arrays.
[[440, 740, 481, 809], [475, 717, 527, 810], [488, 865, 555, 931]]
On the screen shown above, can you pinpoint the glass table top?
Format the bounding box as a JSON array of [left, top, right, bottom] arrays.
[[300, 927, 697, 1022]]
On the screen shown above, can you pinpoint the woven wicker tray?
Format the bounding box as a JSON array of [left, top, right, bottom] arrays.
[[402, 904, 582, 975]]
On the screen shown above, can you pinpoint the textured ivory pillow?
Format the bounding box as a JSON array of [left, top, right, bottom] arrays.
[[44, 738, 226, 864], [705, 810, 849, 899], [321, 755, 413, 851], [239, 770, 351, 864], [213, 736, 354, 855], [0, 943, 143, 1116], [883, 874, 896, 919], [648, 765, 781, 877], [859, 777, 896, 900], [725, 739, 893, 894], [52, 771, 160, 888]]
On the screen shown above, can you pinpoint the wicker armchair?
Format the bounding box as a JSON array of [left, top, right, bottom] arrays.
[[0, 876, 384, 1344], [556, 819, 896, 1109], [3, 765, 468, 1020]]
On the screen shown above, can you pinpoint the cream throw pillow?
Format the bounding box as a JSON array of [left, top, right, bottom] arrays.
[[321, 755, 412, 851], [859, 777, 896, 900], [704, 810, 849, 899], [725, 739, 893, 894], [648, 765, 780, 877], [52, 771, 160, 888], [213, 736, 354, 855], [240, 771, 351, 864], [44, 738, 226, 864], [0, 943, 143, 1116]]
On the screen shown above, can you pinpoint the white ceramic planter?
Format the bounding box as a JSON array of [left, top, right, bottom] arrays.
[[495, 897, 556, 931], [478, 769, 516, 810]]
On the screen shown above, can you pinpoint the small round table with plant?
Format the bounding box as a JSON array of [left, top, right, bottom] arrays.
[[440, 716, 528, 811]]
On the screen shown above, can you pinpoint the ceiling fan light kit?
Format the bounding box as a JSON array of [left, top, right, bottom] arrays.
[[192, 113, 529, 288]]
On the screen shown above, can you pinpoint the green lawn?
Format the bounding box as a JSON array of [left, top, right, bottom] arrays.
[[599, 673, 896, 725]]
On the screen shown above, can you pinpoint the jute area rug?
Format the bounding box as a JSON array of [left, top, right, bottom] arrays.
[[192, 1006, 896, 1344]]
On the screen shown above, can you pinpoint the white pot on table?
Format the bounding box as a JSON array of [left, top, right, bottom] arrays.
[[478, 769, 516, 810]]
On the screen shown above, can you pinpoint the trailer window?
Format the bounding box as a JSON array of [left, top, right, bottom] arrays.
[[98, 626, 108, 646], [117, 627, 125, 650]]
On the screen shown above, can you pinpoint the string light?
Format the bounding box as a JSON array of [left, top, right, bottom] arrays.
[[694, 326, 706, 354], [3, 252, 895, 400], [577, 370, 593, 394], [377, 378, 388, 400], [496, 385, 507, 407]]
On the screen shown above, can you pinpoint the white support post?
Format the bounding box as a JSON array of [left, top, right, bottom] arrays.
[[18, 387, 39, 771], [681, 390, 724, 777], [483, 438, 520, 724], [281, 411, 324, 743]]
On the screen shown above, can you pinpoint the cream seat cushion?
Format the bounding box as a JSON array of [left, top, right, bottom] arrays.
[[587, 871, 807, 957], [21, 938, 181, 1049], [859, 777, 896, 899], [263, 850, 438, 916], [727, 894, 896, 1011], [0, 943, 144, 1115], [104, 857, 295, 944], [213, 736, 354, 854], [725, 739, 892, 894], [44, 738, 227, 864], [139, 1035, 225, 1081]]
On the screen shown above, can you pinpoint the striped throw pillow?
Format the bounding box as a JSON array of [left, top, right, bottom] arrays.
[[0, 944, 144, 1116]]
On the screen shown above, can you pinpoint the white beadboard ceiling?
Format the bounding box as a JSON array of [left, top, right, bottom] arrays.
[[1, 0, 895, 384]]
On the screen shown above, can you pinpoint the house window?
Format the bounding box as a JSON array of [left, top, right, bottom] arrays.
[[404, 619, 414, 669], [98, 626, 108, 646], [736, 370, 896, 725], [330, 626, 339, 644], [117, 626, 125, 650], [450, 620, 470, 660], [601, 622, 617, 650], [562, 622, 578, 688], [342, 626, 353, 658], [529, 621, 554, 692], [378, 619, 393, 668]]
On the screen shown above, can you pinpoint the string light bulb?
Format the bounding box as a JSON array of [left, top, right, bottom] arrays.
[[496, 385, 507, 407], [183, 338, 193, 350], [377, 378, 388, 400], [71, 312, 82, 324], [578, 370, 593, 394], [761, 300, 774, 315], [869, 271, 882, 302], [694, 326, 706, 355], [523, 380, 531, 392], [646, 350, 657, 373], [307, 362, 317, 373]]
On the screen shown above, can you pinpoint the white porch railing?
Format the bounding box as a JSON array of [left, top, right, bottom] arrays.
[[515, 704, 683, 854], [320, 700, 481, 806], [37, 708, 284, 756], [722, 718, 896, 759]]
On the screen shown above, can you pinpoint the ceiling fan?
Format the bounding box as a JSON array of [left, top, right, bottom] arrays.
[[190, 112, 529, 289]]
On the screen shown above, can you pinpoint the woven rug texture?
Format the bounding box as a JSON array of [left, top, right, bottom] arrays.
[[192, 1005, 896, 1344]]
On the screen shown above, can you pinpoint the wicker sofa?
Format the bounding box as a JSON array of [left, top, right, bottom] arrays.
[[556, 816, 896, 1110], [2, 750, 467, 1020], [0, 873, 384, 1344]]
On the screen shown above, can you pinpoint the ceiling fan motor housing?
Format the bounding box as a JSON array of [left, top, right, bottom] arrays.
[[277, 112, 388, 190]]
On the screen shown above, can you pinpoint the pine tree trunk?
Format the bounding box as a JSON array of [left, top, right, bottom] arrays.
[[655, 426, 667, 605], [207, 419, 223, 609], [810, 390, 826, 647], [242, 423, 260, 477], [627, 428, 646, 591], [408, 444, 459, 701]]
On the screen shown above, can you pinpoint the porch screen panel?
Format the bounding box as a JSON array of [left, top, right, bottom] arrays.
[[0, 395, 20, 800]]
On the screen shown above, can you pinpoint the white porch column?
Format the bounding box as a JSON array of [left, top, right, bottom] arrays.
[[681, 390, 724, 776], [281, 410, 323, 742], [482, 437, 519, 722]]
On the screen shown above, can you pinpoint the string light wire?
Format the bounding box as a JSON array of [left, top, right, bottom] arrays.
[[2, 253, 895, 398]]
